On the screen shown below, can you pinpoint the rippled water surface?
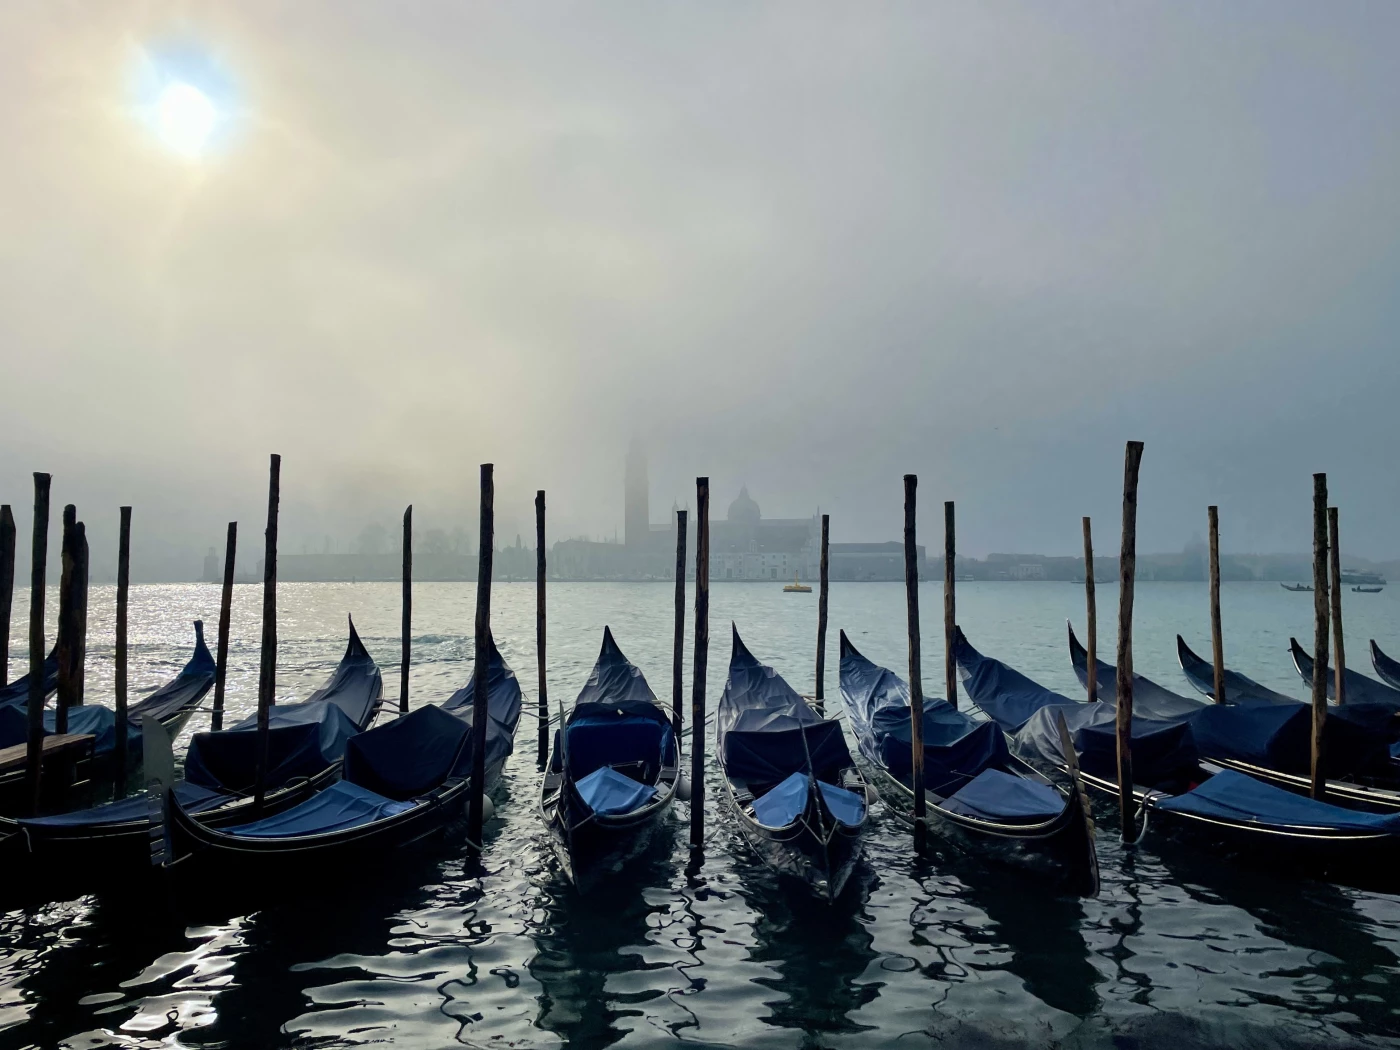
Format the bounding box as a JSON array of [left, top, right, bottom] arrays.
[[3, 580, 1400, 1048]]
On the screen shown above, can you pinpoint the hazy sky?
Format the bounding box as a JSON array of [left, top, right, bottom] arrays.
[[2, 3, 1398, 579]]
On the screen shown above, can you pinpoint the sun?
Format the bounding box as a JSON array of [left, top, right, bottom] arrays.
[[155, 82, 218, 158]]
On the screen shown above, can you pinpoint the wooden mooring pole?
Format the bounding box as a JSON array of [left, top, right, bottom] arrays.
[[689, 479, 709, 852], [468, 464, 495, 851], [1328, 506, 1345, 710], [1082, 516, 1097, 704], [0, 505, 14, 685], [903, 475, 926, 847], [672, 509, 687, 737], [1116, 441, 1144, 843], [212, 522, 236, 732], [536, 490, 549, 764], [401, 505, 412, 713], [114, 507, 131, 785], [253, 454, 280, 812], [815, 513, 829, 715], [944, 501, 956, 709], [1310, 474, 1329, 800], [25, 473, 52, 815], [1208, 506, 1225, 704], [56, 506, 78, 734]]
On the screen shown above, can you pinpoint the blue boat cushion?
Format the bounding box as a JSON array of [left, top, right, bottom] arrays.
[[722, 720, 853, 786], [817, 779, 867, 827], [1156, 768, 1400, 833], [575, 766, 657, 816], [939, 768, 1065, 823], [564, 703, 675, 782], [343, 704, 472, 801], [184, 702, 361, 793], [752, 770, 810, 828], [225, 780, 415, 837], [21, 781, 228, 828]]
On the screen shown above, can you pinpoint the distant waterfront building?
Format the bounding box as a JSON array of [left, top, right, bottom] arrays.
[[201, 547, 219, 583], [829, 542, 926, 581]]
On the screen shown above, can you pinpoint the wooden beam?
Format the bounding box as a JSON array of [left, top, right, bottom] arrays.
[[114, 507, 131, 787], [24, 472, 51, 815], [0, 505, 14, 686], [253, 454, 280, 812], [1116, 441, 1144, 842], [467, 464, 494, 850], [904, 475, 926, 847], [1082, 516, 1097, 705], [672, 509, 687, 737], [1329, 506, 1345, 709], [815, 513, 829, 715], [401, 505, 412, 713], [1208, 506, 1225, 704], [944, 501, 956, 709], [212, 522, 236, 732], [690, 479, 710, 851], [1310, 473, 1329, 800], [536, 490, 549, 764]]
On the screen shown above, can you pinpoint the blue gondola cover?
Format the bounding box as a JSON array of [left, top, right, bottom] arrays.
[[343, 704, 472, 801], [752, 770, 811, 828], [1156, 768, 1400, 832], [939, 768, 1065, 823], [440, 633, 524, 776], [21, 781, 227, 828], [226, 780, 416, 837], [955, 628, 1075, 733], [575, 766, 657, 816], [565, 708, 675, 781], [184, 701, 360, 793], [0, 646, 59, 707], [1012, 702, 1199, 785]]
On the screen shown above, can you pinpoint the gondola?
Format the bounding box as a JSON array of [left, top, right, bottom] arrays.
[[439, 633, 524, 792], [0, 622, 217, 807], [1371, 641, 1400, 691], [540, 627, 679, 892], [716, 626, 867, 899], [842, 632, 1098, 894], [1175, 635, 1297, 705], [167, 704, 476, 865], [1289, 637, 1400, 707], [959, 629, 1400, 876], [2, 618, 381, 862], [1070, 625, 1400, 810], [0, 645, 59, 707]]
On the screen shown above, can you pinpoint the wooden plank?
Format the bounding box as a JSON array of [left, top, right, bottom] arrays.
[[0, 733, 93, 774]]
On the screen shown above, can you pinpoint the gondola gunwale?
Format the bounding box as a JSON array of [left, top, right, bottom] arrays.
[[1370, 640, 1400, 691]]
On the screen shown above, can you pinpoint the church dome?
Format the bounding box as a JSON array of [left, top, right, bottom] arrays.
[[727, 485, 761, 527]]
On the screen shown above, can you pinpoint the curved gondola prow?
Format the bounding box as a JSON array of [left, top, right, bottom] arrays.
[[1371, 641, 1400, 691]]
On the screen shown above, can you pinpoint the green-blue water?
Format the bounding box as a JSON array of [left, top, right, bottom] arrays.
[[3, 580, 1399, 1048]]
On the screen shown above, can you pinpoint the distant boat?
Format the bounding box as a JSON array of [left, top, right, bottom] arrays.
[[783, 574, 812, 593], [1354, 586, 1384, 594], [1281, 583, 1313, 592], [1343, 569, 1387, 587]]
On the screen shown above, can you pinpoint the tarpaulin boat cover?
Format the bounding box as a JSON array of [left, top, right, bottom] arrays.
[[303, 617, 383, 729], [562, 628, 675, 784], [575, 766, 657, 816], [1372, 641, 1400, 690], [750, 771, 867, 829], [343, 703, 472, 801], [1068, 624, 1203, 720], [440, 632, 524, 775], [840, 632, 1009, 797], [0, 704, 124, 753], [940, 768, 1065, 823], [183, 701, 361, 794], [1013, 702, 1200, 786], [1156, 768, 1400, 833], [1291, 638, 1400, 707], [226, 780, 416, 837], [954, 627, 1074, 733], [0, 645, 59, 708], [21, 781, 228, 828], [125, 622, 217, 725], [1188, 700, 1394, 778], [718, 627, 855, 787], [1175, 635, 1297, 705]]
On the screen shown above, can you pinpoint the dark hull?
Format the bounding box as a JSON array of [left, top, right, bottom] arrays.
[[540, 786, 675, 893], [1371, 641, 1400, 691], [862, 752, 1099, 896], [720, 776, 862, 899], [168, 778, 470, 866]]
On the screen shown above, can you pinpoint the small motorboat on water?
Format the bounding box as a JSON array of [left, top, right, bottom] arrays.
[[1354, 586, 1385, 594], [1281, 583, 1313, 592], [540, 628, 679, 892], [716, 626, 867, 899]]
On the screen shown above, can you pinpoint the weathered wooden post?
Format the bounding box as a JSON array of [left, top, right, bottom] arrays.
[[24, 473, 52, 815], [944, 501, 956, 709], [0, 505, 14, 685], [401, 505, 412, 713], [467, 464, 495, 850], [672, 509, 687, 736], [253, 454, 280, 812], [1208, 506, 1226, 704], [536, 490, 549, 764], [114, 507, 132, 785], [815, 513, 829, 714], [1328, 506, 1345, 709], [1082, 516, 1098, 704], [689, 479, 710, 851], [903, 475, 926, 847], [212, 522, 236, 732], [56, 506, 78, 734], [1116, 441, 1145, 843], [1309, 475, 1329, 799]]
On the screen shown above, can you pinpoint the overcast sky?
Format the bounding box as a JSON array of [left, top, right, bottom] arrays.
[[2, 2, 1397, 578]]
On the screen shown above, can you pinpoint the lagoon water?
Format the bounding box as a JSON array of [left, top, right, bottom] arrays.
[[3, 580, 1400, 1048]]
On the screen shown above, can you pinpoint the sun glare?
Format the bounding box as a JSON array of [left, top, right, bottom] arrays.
[[156, 82, 217, 157]]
